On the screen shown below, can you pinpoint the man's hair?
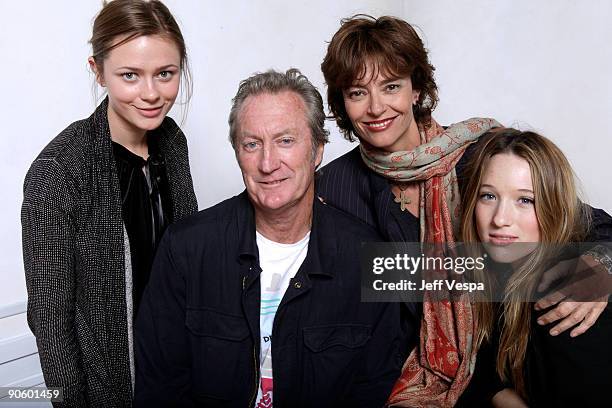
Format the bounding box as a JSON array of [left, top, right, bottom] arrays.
[[228, 68, 329, 155]]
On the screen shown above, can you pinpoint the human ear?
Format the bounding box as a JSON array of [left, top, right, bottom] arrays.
[[412, 90, 420, 105], [314, 143, 324, 168], [88, 57, 105, 87]]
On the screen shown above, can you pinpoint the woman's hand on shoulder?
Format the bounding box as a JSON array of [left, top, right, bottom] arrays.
[[534, 252, 611, 337]]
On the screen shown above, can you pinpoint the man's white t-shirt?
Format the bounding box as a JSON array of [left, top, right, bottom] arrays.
[[254, 231, 310, 408]]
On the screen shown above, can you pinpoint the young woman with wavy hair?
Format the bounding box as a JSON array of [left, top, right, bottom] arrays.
[[455, 129, 611, 407]]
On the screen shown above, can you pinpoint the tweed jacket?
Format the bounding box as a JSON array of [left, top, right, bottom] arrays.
[[21, 98, 198, 407]]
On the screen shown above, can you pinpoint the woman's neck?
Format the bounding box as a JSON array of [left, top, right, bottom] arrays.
[[107, 107, 149, 159], [401, 119, 422, 151]]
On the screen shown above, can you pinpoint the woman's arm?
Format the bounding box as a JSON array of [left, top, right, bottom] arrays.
[[21, 160, 87, 407], [534, 206, 612, 337]]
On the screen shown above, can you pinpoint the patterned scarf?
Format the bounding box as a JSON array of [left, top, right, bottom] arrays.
[[360, 117, 501, 407]]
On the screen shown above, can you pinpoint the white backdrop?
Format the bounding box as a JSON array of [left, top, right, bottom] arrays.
[[401, 0, 612, 210], [1, 0, 611, 312], [0, 0, 401, 310]]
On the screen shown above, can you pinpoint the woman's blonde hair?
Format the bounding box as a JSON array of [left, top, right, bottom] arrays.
[[459, 128, 589, 397]]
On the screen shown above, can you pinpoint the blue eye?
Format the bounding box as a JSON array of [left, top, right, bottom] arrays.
[[121, 72, 137, 81], [479, 193, 495, 201], [279, 137, 294, 145], [243, 141, 258, 151], [519, 197, 535, 205], [158, 70, 174, 80]]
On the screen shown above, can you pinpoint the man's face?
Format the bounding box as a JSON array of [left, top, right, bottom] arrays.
[[235, 91, 323, 216]]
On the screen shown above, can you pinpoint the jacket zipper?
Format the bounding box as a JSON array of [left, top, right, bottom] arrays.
[[244, 272, 259, 407]]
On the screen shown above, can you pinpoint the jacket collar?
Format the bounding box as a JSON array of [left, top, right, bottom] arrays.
[[364, 152, 395, 241], [89, 97, 113, 165], [303, 198, 337, 277], [236, 191, 259, 261], [235, 191, 337, 278]]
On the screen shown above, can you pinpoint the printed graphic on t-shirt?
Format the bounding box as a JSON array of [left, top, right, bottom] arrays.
[[256, 328, 275, 407], [256, 378, 273, 407], [254, 231, 310, 408], [256, 292, 280, 406]]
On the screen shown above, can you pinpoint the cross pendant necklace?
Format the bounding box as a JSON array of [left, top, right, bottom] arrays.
[[393, 184, 412, 212]]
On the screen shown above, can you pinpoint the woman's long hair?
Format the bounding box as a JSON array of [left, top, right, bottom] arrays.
[[459, 128, 590, 398]]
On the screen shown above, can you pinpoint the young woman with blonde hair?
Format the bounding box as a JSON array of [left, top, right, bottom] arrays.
[[21, 1, 197, 405], [455, 129, 612, 407]]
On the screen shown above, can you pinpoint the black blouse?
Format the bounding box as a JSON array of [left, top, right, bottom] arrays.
[[112, 136, 171, 315], [457, 256, 612, 407]]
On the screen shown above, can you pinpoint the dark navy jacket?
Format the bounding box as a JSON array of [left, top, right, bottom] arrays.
[[315, 145, 477, 243], [134, 192, 403, 407]]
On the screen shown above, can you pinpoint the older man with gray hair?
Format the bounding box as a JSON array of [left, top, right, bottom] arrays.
[[134, 69, 403, 407]]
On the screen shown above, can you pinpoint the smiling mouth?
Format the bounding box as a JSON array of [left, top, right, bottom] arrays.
[[136, 105, 164, 118], [363, 117, 396, 131], [260, 178, 287, 186], [137, 106, 163, 111]]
